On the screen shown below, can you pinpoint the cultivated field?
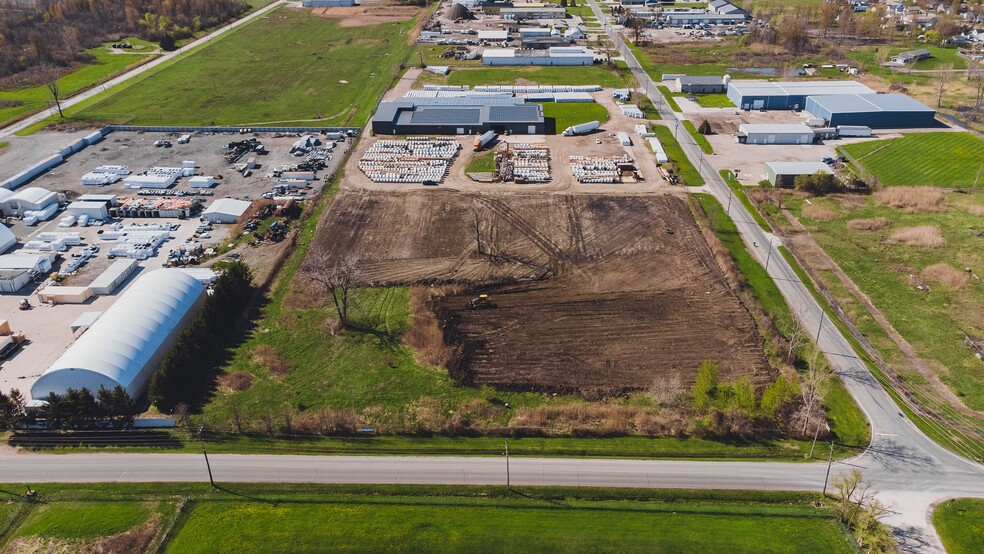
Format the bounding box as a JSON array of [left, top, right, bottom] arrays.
[[0, 484, 854, 554], [841, 133, 984, 188], [72, 7, 418, 127], [311, 191, 770, 394]]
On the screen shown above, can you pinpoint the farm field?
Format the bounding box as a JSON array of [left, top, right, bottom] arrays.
[[540, 101, 610, 134], [933, 498, 984, 554], [787, 189, 984, 412], [440, 66, 629, 88], [840, 133, 984, 188], [0, 485, 852, 554], [310, 191, 769, 395], [0, 39, 159, 128], [71, 7, 419, 127]]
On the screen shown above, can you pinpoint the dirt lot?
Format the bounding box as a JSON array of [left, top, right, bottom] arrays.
[[311, 190, 771, 394], [310, 1, 426, 28], [24, 131, 349, 202]]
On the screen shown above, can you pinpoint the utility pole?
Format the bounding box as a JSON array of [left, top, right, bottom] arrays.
[[765, 239, 773, 270], [198, 425, 215, 488], [815, 310, 825, 345], [822, 441, 834, 496], [726, 189, 733, 215], [504, 439, 511, 490]]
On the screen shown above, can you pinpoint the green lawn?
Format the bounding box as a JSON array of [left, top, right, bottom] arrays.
[[446, 66, 627, 88], [657, 86, 682, 112], [694, 93, 735, 108], [719, 170, 768, 230], [651, 124, 704, 186], [934, 498, 984, 554], [541, 101, 610, 134], [72, 8, 417, 127], [787, 191, 984, 412], [684, 120, 714, 154], [840, 133, 984, 187], [168, 497, 849, 553], [465, 150, 496, 173], [694, 193, 870, 450], [13, 501, 156, 540], [0, 39, 159, 128]]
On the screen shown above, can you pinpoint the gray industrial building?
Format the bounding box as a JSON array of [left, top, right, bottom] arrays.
[[804, 94, 936, 128], [737, 124, 815, 145], [727, 80, 875, 111], [483, 47, 594, 66], [663, 12, 748, 26], [301, 0, 356, 5], [372, 99, 545, 135], [764, 161, 832, 187], [675, 76, 728, 94]]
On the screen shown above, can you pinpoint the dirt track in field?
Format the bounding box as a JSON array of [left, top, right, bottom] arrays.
[[310, 189, 770, 394]]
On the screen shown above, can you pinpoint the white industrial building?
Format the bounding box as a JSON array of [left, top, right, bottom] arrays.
[[202, 198, 252, 224], [301, 0, 356, 6], [88, 259, 139, 295], [478, 30, 508, 41], [737, 123, 815, 145], [66, 201, 110, 220], [0, 253, 52, 292], [31, 270, 206, 401], [483, 47, 594, 66], [0, 225, 14, 254], [0, 187, 58, 217]]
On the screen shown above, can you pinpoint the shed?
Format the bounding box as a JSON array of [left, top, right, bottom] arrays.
[[0, 270, 31, 293], [188, 176, 216, 188], [648, 137, 669, 163], [737, 124, 815, 145], [1, 187, 58, 216], [203, 198, 252, 224], [31, 270, 206, 401], [478, 30, 508, 41], [764, 161, 833, 188], [37, 286, 92, 305], [89, 259, 139, 295], [617, 132, 632, 146], [66, 201, 109, 220], [0, 253, 52, 273]]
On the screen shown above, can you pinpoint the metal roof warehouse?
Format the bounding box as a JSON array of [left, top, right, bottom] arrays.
[[764, 161, 833, 187], [727, 80, 875, 110], [804, 94, 937, 128], [371, 99, 545, 135]]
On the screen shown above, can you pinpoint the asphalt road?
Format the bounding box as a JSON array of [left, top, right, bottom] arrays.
[[584, 2, 984, 550], [0, 0, 287, 140], [0, 3, 981, 552]]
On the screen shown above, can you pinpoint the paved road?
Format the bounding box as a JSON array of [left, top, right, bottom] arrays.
[[584, 1, 984, 550], [0, 0, 287, 139]]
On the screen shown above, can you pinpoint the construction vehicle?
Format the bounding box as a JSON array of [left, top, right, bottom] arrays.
[[18, 299, 31, 311], [466, 294, 497, 310]]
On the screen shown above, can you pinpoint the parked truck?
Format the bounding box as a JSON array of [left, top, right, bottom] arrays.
[[563, 120, 600, 137], [473, 130, 496, 151]]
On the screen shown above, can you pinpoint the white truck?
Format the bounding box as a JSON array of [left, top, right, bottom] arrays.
[[473, 130, 496, 151], [563, 120, 600, 136]]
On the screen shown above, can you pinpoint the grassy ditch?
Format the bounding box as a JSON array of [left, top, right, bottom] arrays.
[[684, 120, 714, 154], [656, 86, 682, 112], [651, 124, 704, 186], [0, 484, 853, 554], [720, 170, 770, 231]]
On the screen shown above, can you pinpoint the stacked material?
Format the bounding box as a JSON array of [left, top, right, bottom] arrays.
[[569, 154, 632, 183], [358, 138, 461, 184]]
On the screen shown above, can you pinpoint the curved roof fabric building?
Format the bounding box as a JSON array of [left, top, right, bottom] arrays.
[[31, 270, 206, 401]]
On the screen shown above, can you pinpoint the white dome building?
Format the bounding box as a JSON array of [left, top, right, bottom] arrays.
[[31, 269, 206, 401]]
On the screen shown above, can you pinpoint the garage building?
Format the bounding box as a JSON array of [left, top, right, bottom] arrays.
[[738, 124, 815, 145], [675, 76, 728, 94], [371, 99, 545, 135], [727, 80, 875, 111], [31, 270, 206, 401], [804, 93, 936, 128], [202, 198, 252, 224], [66, 201, 110, 220], [764, 161, 833, 187], [482, 47, 594, 66], [0, 187, 58, 217]]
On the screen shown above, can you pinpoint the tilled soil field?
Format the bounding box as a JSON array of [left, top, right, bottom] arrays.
[[311, 190, 770, 394]]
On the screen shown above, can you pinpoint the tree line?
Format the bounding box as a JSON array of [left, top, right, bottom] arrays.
[[149, 262, 254, 413], [0, 0, 249, 86], [0, 386, 134, 430]]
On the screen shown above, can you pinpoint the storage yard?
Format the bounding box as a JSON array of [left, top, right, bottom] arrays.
[[309, 190, 770, 394]]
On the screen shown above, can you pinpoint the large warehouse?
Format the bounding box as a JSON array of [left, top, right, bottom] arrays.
[[737, 124, 815, 145], [727, 80, 875, 111], [31, 270, 206, 402], [804, 94, 936, 128], [483, 47, 594, 66], [371, 99, 545, 135]]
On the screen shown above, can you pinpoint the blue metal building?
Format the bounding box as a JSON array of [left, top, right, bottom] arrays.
[[804, 94, 936, 128], [726, 80, 875, 111]]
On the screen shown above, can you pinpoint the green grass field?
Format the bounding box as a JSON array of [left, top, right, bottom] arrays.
[[787, 191, 984, 412], [0, 39, 158, 128], [465, 150, 496, 173], [72, 8, 416, 127], [694, 93, 734, 108], [651, 123, 704, 186], [684, 120, 714, 154], [657, 86, 682, 112], [933, 498, 984, 554], [541, 101, 609, 134], [840, 133, 984, 187], [445, 66, 628, 88], [13, 501, 156, 540], [694, 193, 870, 450], [720, 170, 768, 231], [0, 484, 853, 554]]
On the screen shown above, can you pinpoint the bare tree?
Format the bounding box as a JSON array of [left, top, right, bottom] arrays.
[[231, 404, 244, 433], [801, 349, 833, 433], [46, 80, 64, 118], [596, 36, 615, 67], [830, 470, 894, 552], [819, 1, 839, 38], [302, 251, 359, 328], [625, 16, 646, 44], [968, 59, 984, 109], [935, 64, 954, 108]]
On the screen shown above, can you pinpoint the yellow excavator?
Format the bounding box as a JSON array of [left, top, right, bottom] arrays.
[[467, 294, 497, 310]]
